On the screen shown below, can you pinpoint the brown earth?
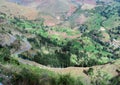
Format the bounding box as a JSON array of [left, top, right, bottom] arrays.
[[75, 14, 88, 24], [40, 15, 61, 26], [5, 0, 97, 27], [48, 30, 81, 39], [17, 58, 120, 85], [0, 0, 38, 20]]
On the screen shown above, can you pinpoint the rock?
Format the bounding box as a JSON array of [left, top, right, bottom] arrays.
[[11, 39, 32, 54], [0, 33, 16, 46]]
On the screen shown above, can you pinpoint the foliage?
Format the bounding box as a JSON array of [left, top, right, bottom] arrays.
[[0, 47, 11, 63], [110, 74, 120, 85], [86, 13, 103, 30], [0, 0, 120, 68], [11, 64, 83, 85], [91, 71, 112, 85], [102, 14, 120, 28]]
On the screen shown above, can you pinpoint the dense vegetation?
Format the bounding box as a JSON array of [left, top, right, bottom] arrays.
[[0, 0, 120, 85], [10, 8, 120, 67], [0, 50, 120, 85], [1, 0, 120, 68]]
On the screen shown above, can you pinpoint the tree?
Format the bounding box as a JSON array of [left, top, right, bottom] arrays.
[[0, 47, 10, 62], [79, 24, 88, 33]]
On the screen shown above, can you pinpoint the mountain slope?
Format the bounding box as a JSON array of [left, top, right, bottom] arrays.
[[0, 0, 38, 20]]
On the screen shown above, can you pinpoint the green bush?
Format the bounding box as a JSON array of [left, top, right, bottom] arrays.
[[11, 65, 83, 85], [0, 47, 11, 63]]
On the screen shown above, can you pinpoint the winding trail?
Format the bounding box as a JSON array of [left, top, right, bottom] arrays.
[[17, 58, 89, 75], [17, 57, 120, 85], [17, 58, 91, 84]]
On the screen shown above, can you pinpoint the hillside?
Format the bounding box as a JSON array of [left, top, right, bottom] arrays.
[[0, 0, 38, 20], [7, 0, 97, 26], [0, 0, 120, 85]]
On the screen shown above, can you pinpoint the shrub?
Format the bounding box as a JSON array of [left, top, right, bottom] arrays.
[[11, 65, 84, 85]]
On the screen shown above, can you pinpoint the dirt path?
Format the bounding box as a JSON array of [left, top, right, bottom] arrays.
[[17, 58, 88, 75], [17, 57, 120, 85], [17, 58, 91, 84]]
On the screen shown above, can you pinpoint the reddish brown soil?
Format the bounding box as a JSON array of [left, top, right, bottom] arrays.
[[0, 1, 38, 20], [40, 15, 60, 26], [76, 14, 88, 24], [48, 30, 81, 39]]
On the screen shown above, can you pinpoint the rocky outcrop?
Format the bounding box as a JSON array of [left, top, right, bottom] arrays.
[[13, 39, 32, 54], [0, 33, 16, 46], [0, 32, 31, 54]]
